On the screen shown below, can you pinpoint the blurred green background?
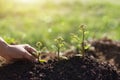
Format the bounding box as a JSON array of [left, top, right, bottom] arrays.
[[0, 0, 120, 49]]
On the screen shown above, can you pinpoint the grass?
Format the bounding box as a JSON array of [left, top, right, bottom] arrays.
[[0, 0, 120, 49]]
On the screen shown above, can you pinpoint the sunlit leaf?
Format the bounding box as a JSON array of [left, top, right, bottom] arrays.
[[36, 42, 42, 48], [84, 44, 91, 50], [39, 59, 47, 63]]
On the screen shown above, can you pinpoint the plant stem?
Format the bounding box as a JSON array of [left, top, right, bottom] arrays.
[[76, 47, 80, 54], [58, 47, 60, 60], [38, 52, 41, 62], [81, 29, 85, 57]]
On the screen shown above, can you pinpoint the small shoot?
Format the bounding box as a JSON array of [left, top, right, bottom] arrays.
[[35, 42, 47, 63], [80, 25, 86, 56], [54, 36, 65, 60], [71, 24, 89, 57], [71, 33, 81, 55]]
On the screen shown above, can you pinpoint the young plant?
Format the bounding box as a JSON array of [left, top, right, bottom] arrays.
[[71, 24, 89, 57], [54, 36, 65, 60], [35, 42, 47, 63], [80, 25, 86, 56]]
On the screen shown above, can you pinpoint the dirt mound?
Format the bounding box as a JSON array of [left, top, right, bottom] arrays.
[[89, 38, 120, 69], [0, 56, 119, 80]]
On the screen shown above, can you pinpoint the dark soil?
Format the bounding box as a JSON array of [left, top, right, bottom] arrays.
[[0, 56, 119, 80], [0, 38, 120, 80], [88, 38, 120, 69]]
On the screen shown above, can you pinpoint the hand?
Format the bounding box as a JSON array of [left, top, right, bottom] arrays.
[[1, 44, 37, 63]]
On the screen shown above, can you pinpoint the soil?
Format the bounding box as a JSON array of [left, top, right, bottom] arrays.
[[87, 38, 120, 70], [0, 56, 119, 80], [0, 38, 120, 80]]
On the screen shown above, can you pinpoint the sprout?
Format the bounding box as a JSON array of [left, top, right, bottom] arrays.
[[54, 36, 65, 60], [80, 24, 86, 56], [34, 42, 47, 63], [36, 42, 43, 50], [71, 24, 89, 57]]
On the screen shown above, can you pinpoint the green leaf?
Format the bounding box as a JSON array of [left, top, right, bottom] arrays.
[[85, 31, 89, 34], [59, 43, 64, 48], [84, 44, 91, 50], [36, 42, 42, 48], [39, 59, 47, 63], [79, 24, 86, 30]]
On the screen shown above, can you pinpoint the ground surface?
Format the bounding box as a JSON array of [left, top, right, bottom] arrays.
[[0, 56, 119, 80], [0, 39, 120, 80], [89, 38, 120, 70]]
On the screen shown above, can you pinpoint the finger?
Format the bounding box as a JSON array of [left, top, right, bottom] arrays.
[[24, 51, 37, 62], [24, 44, 37, 53], [24, 45, 38, 58]]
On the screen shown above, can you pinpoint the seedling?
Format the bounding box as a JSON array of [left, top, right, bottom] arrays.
[[54, 36, 65, 60], [80, 25, 86, 56], [71, 33, 81, 54], [71, 24, 90, 57], [35, 42, 47, 63]]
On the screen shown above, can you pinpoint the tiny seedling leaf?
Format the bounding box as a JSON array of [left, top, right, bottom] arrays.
[[84, 44, 91, 50], [39, 59, 47, 63]]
